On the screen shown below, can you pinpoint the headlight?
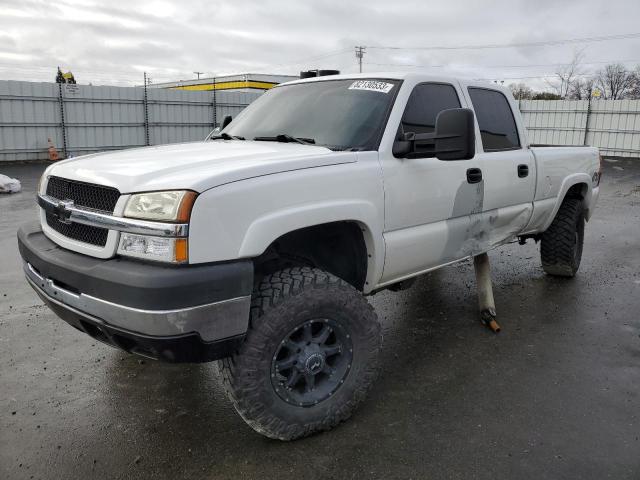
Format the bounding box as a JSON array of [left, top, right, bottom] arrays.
[[120, 190, 196, 263], [118, 234, 188, 263], [124, 190, 197, 222]]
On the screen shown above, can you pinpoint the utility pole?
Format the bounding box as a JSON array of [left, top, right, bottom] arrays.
[[355, 46, 366, 73], [194, 71, 204, 79]]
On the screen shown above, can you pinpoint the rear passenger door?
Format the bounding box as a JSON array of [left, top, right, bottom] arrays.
[[465, 87, 536, 246]]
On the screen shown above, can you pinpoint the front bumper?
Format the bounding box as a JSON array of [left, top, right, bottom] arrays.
[[18, 222, 253, 362]]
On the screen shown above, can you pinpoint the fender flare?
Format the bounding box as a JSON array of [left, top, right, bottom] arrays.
[[540, 173, 593, 232], [237, 200, 385, 293]]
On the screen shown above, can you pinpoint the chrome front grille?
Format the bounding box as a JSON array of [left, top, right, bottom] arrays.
[[46, 176, 119, 213], [45, 212, 110, 246], [44, 176, 120, 247]]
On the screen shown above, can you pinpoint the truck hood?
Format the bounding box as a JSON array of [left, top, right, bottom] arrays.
[[47, 141, 355, 193]]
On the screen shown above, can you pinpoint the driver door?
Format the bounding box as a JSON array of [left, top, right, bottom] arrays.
[[379, 82, 483, 284]]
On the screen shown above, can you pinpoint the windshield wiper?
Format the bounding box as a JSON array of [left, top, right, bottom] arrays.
[[210, 132, 245, 140], [253, 134, 316, 145]]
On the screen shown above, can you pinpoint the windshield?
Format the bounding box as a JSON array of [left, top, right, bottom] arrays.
[[220, 79, 400, 150]]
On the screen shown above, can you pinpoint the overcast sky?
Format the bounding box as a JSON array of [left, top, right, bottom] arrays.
[[1, 0, 640, 90]]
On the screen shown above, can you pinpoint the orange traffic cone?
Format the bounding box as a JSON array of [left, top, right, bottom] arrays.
[[47, 138, 59, 162]]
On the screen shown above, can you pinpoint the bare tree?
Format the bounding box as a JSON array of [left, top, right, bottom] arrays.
[[546, 49, 585, 99], [509, 82, 534, 100], [569, 77, 595, 100], [630, 65, 640, 99], [596, 64, 636, 99]]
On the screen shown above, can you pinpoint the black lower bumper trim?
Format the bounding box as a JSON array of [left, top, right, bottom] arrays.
[[17, 222, 253, 310], [40, 289, 243, 363]]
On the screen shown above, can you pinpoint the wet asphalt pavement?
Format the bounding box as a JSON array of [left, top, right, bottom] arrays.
[[1, 160, 639, 480]]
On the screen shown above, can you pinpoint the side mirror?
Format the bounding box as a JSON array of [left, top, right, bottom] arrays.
[[392, 108, 475, 160], [434, 108, 475, 161], [221, 115, 232, 129]]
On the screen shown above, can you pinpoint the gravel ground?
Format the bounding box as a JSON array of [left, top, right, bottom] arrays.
[[1, 159, 639, 480]]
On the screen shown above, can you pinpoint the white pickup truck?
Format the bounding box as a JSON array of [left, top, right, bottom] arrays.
[[18, 72, 601, 440]]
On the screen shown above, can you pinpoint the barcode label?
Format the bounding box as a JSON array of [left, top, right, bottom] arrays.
[[348, 80, 395, 93]]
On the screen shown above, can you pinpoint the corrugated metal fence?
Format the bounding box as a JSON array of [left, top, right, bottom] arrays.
[[519, 99, 640, 157], [2, 80, 640, 162], [0, 80, 261, 162]]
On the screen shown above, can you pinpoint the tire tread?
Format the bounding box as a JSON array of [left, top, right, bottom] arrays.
[[219, 266, 381, 440], [541, 197, 584, 277]]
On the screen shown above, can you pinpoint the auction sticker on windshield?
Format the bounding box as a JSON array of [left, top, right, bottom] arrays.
[[348, 80, 395, 93]]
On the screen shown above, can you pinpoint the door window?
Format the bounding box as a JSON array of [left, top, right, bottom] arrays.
[[397, 83, 461, 158], [401, 83, 461, 135], [468, 88, 520, 151]]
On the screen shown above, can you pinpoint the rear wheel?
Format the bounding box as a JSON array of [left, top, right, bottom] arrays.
[[219, 267, 381, 440], [540, 197, 585, 277]]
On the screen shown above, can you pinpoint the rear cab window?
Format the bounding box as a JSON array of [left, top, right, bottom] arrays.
[[468, 87, 521, 151]]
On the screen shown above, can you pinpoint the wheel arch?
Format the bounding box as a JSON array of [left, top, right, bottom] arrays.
[[541, 174, 593, 232], [248, 217, 381, 292]]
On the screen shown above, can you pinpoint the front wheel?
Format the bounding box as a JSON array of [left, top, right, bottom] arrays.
[[540, 197, 585, 277], [219, 267, 381, 440]]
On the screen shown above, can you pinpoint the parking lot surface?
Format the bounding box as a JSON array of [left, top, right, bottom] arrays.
[[1, 160, 639, 480]]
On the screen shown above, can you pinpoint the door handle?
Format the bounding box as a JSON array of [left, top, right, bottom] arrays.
[[518, 164, 529, 178], [466, 168, 482, 184]]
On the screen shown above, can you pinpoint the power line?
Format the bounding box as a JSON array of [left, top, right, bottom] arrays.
[[0, 62, 209, 86], [0, 47, 355, 84], [364, 58, 640, 70], [7, 31, 637, 85], [254, 48, 353, 72], [0, 62, 182, 78], [364, 32, 640, 52], [0, 49, 353, 78], [479, 73, 596, 81]]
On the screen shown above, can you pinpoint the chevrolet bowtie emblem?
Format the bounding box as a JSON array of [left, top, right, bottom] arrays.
[[53, 199, 74, 224]]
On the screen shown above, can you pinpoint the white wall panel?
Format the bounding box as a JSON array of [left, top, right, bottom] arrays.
[[0, 81, 263, 162], [2, 80, 638, 162], [520, 99, 640, 157]]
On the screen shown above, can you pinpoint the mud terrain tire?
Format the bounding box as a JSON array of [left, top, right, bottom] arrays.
[[220, 267, 381, 440], [541, 197, 585, 277]]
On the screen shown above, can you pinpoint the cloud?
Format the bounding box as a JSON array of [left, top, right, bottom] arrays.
[[0, 0, 638, 90]]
